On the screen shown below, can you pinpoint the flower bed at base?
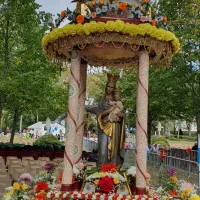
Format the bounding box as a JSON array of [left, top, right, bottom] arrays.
[[3, 162, 200, 200], [46, 191, 158, 200]]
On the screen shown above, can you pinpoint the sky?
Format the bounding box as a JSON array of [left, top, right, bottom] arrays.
[[35, 0, 75, 24]]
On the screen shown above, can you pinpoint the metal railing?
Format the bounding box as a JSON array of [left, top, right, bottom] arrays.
[[83, 137, 98, 152], [147, 152, 198, 187]]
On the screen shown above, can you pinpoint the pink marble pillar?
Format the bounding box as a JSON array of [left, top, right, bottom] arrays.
[[61, 50, 80, 191], [136, 51, 149, 195], [74, 61, 87, 164]]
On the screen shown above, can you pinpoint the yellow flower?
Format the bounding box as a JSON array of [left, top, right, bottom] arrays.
[[180, 192, 186, 199], [113, 178, 119, 184], [21, 183, 28, 190], [105, 21, 115, 31], [185, 187, 192, 194], [97, 22, 106, 33], [189, 195, 200, 200], [162, 196, 169, 200], [75, 23, 84, 35], [41, 171, 47, 176], [101, 173, 106, 177], [94, 179, 99, 185], [170, 176, 177, 183], [40, 190, 46, 194], [13, 182, 20, 190]]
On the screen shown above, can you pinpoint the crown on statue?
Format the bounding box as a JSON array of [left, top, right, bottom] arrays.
[[114, 88, 121, 94], [107, 73, 120, 83]]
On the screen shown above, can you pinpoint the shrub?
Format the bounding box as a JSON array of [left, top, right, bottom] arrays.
[[151, 136, 170, 147], [33, 134, 63, 147]]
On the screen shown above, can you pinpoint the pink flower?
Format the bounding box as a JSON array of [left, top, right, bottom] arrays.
[[76, 163, 84, 170]]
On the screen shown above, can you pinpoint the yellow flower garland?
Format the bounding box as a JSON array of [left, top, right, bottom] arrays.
[[42, 20, 180, 56]]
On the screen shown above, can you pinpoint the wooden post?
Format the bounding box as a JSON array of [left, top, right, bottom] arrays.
[[61, 50, 80, 191], [136, 51, 149, 195]]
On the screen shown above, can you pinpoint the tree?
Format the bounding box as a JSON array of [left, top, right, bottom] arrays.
[[0, 0, 68, 144]]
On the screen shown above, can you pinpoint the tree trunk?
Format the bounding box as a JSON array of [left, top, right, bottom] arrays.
[[196, 113, 200, 135], [0, 105, 3, 128], [147, 112, 152, 145], [9, 110, 19, 145]]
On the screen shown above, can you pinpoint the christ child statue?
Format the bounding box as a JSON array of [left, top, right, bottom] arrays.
[[108, 89, 124, 122]]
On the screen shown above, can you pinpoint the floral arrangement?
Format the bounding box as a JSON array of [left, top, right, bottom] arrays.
[[55, 0, 167, 28], [86, 163, 126, 193], [3, 182, 29, 200], [42, 20, 180, 56], [157, 168, 200, 200], [73, 162, 86, 182]]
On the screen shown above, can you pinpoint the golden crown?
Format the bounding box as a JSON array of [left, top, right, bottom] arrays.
[[107, 73, 120, 83]]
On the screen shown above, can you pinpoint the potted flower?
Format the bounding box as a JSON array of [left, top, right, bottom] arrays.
[[86, 163, 126, 194], [72, 163, 86, 191], [126, 166, 151, 195], [126, 166, 136, 194]]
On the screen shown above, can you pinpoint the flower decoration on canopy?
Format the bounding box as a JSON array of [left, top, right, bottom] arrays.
[[53, 0, 167, 28]]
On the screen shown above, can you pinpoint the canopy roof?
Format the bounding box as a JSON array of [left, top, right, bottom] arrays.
[[42, 0, 179, 68]]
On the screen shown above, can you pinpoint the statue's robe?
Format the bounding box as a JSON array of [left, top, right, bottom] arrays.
[[87, 96, 125, 166]]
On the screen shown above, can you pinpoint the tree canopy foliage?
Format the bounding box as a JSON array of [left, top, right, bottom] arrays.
[[0, 0, 68, 143]]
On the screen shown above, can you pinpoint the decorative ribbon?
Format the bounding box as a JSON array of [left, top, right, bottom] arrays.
[[64, 151, 73, 168]]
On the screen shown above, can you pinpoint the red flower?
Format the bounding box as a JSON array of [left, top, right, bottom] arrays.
[[50, 193, 55, 198], [168, 189, 178, 197], [35, 193, 47, 200], [101, 163, 117, 173], [35, 182, 49, 192], [159, 149, 167, 161], [186, 148, 192, 153], [98, 176, 114, 193]]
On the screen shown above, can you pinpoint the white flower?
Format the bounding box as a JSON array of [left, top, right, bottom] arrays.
[[109, 3, 118, 11], [73, 166, 80, 175], [157, 186, 163, 193], [96, 7, 102, 15], [22, 195, 29, 200], [127, 166, 136, 176], [5, 187, 13, 191], [102, 6, 108, 12], [132, 7, 136, 13]]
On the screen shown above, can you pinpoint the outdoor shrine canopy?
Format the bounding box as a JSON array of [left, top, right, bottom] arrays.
[[42, 0, 180, 68]]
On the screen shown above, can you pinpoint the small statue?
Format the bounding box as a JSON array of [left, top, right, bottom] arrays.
[[108, 89, 124, 122]]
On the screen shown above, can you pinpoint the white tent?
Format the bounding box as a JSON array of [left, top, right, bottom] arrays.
[[28, 122, 46, 136]]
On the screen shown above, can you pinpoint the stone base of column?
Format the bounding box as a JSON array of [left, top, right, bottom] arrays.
[[136, 187, 146, 195], [61, 184, 72, 191]]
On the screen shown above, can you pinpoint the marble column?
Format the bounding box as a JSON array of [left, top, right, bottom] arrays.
[[61, 50, 80, 191], [135, 51, 149, 195], [74, 61, 87, 164]]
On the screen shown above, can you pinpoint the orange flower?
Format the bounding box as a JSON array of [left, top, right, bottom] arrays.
[[142, 0, 149, 3], [132, 4, 135, 8], [119, 2, 127, 11], [76, 15, 84, 24], [151, 19, 156, 26], [61, 10, 66, 18], [163, 16, 167, 23], [101, 163, 117, 173], [100, 0, 104, 5]]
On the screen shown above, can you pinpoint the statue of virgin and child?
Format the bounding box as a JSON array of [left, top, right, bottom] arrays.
[[87, 74, 125, 167]]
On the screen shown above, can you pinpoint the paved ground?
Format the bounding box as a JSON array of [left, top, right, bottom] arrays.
[[0, 134, 35, 145], [168, 140, 195, 149]]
